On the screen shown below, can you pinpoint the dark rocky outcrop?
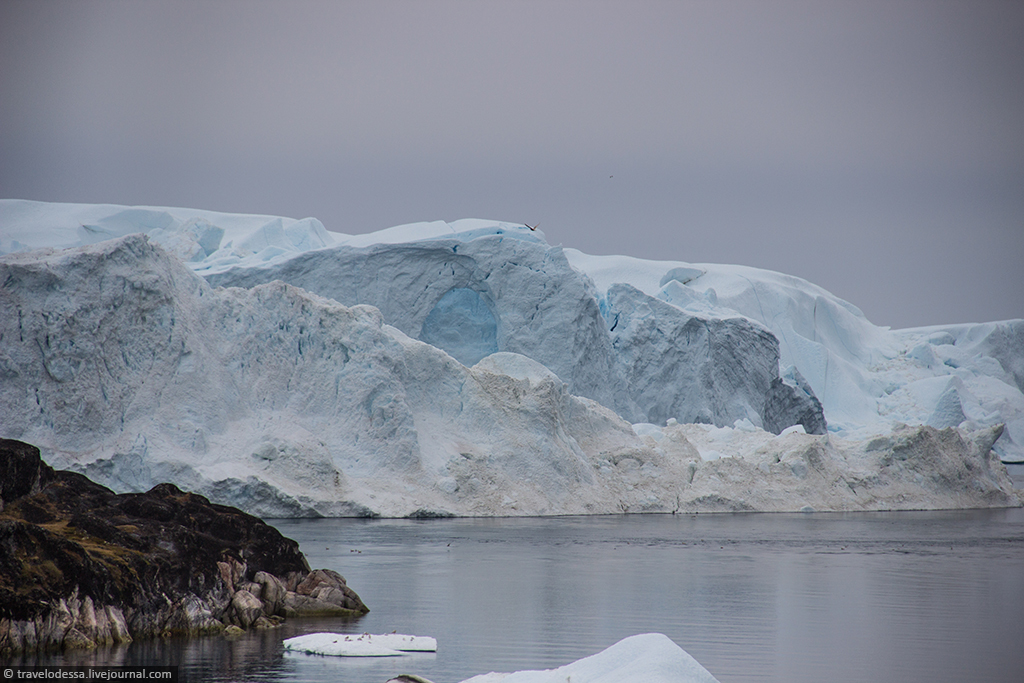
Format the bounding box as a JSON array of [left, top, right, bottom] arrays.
[[0, 439, 368, 655]]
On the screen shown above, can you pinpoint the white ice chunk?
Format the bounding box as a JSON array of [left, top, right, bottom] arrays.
[[81, 208, 177, 244], [659, 266, 705, 286], [285, 217, 334, 251], [656, 280, 725, 318], [907, 342, 938, 368], [733, 418, 758, 432], [185, 217, 225, 255], [459, 633, 720, 683], [927, 382, 968, 429], [473, 353, 560, 385], [237, 218, 291, 255], [148, 218, 226, 263], [336, 219, 541, 250], [632, 423, 665, 441], [282, 632, 437, 657]]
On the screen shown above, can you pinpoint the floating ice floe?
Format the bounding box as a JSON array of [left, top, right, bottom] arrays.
[[458, 633, 720, 683], [282, 632, 437, 657]]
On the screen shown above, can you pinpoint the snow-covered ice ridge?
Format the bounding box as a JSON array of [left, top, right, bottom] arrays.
[[0, 200, 1020, 516]]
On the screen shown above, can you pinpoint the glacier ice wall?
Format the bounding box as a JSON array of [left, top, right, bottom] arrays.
[[565, 249, 1024, 463], [201, 227, 823, 434], [2, 199, 1021, 459], [0, 233, 1017, 516], [606, 282, 825, 433], [0, 234, 674, 516], [0, 200, 1022, 517], [204, 231, 631, 419]]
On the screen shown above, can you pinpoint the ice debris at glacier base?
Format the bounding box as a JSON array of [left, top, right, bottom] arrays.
[[458, 633, 720, 683], [0, 217, 1019, 517]]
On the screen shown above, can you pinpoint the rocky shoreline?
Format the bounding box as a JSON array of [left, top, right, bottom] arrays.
[[0, 439, 368, 656]]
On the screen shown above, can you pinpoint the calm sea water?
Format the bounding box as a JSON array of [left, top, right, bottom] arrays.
[[24, 508, 1024, 683]]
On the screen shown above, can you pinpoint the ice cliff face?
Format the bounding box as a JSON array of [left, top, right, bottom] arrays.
[[605, 283, 825, 433], [566, 249, 1024, 463], [0, 235, 676, 516], [0, 226, 1019, 516], [0, 200, 1021, 516], [201, 227, 824, 435], [203, 231, 630, 422]]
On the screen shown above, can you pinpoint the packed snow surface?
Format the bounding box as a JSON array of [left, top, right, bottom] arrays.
[[458, 633, 720, 683], [282, 633, 437, 657], [1, 200, 1021, 516]]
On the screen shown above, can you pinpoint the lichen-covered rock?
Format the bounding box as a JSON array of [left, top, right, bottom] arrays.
[[228, 590, 264, 630], [282, 592, 365, 618], [0, 439, 368, 655], [295, 569, 350, 596], [0, 439, 53, 511], [253, 571, 287, 616], [283, 568, 368, 617], [159, 595, 223, 636]]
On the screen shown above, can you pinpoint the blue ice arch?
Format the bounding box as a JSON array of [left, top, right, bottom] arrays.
[[419, 287, 499, 366]]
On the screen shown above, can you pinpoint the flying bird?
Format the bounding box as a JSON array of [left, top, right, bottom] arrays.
[[524, 223, 539, 231]]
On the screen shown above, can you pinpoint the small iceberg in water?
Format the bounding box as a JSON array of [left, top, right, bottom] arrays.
[[458, 633, 720, 683], [283, 632, 437, 657]]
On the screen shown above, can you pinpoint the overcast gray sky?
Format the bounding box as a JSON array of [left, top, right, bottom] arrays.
[[2, 0, 1022, 328]]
